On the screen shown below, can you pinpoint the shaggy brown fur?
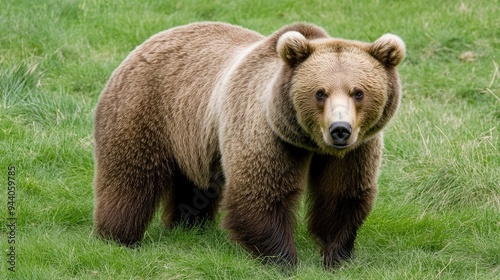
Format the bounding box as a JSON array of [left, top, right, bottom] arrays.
[[93, 22, 405, 270]]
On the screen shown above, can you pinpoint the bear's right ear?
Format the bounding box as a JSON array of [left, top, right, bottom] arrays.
[[277, 31, 313, 67]]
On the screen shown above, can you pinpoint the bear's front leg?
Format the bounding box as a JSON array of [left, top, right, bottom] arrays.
[[308, 137, 381, 270], [221, 140, 311, 269]]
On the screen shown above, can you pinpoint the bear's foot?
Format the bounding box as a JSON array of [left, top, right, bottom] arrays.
[[94, 225, 144, 248], [321, 242, 355, 270], [223, 207, 299, 270]]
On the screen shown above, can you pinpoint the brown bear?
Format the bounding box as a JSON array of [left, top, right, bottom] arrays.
[[93, 22, 405, 270]]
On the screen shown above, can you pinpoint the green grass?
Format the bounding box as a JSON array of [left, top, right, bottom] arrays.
[[1, 0, 499, 279]]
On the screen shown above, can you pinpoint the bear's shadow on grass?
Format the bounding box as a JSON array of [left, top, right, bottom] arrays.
[[142, 218, 225, 243]]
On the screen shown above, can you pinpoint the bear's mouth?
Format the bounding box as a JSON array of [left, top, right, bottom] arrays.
[[333, 143, 350, 149]]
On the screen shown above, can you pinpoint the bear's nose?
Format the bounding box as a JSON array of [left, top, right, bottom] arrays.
[[329, 122, 352, 146]]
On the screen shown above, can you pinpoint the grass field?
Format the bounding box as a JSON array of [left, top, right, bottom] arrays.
[[1, 0, 499, 279]]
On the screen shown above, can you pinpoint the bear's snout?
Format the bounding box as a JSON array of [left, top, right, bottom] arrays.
[[329, 121, 352, 147]]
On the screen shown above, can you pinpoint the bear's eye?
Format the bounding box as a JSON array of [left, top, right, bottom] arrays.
[[316, 89, 327, 101], [353, 89, 364, 101]]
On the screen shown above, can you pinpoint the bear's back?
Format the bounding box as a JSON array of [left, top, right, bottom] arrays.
[[116, 22, 265, 186]]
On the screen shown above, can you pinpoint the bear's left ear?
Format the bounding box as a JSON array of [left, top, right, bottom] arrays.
[[277, 31, 313, 67], [369, 34, 406, 67]]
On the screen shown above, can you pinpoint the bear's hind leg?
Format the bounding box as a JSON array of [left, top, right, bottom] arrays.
[[162, 172, 222, 228], [94, 167, 168, 246]]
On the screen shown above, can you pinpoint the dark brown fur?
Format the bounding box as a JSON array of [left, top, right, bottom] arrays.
[[93, 22, 405, 269]]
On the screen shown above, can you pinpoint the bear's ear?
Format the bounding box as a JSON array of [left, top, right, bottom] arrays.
[[369, 34, 406, 67], [277, 31, 313, 67]]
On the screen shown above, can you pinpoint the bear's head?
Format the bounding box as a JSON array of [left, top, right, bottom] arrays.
[[271, 27, 405, 156]]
